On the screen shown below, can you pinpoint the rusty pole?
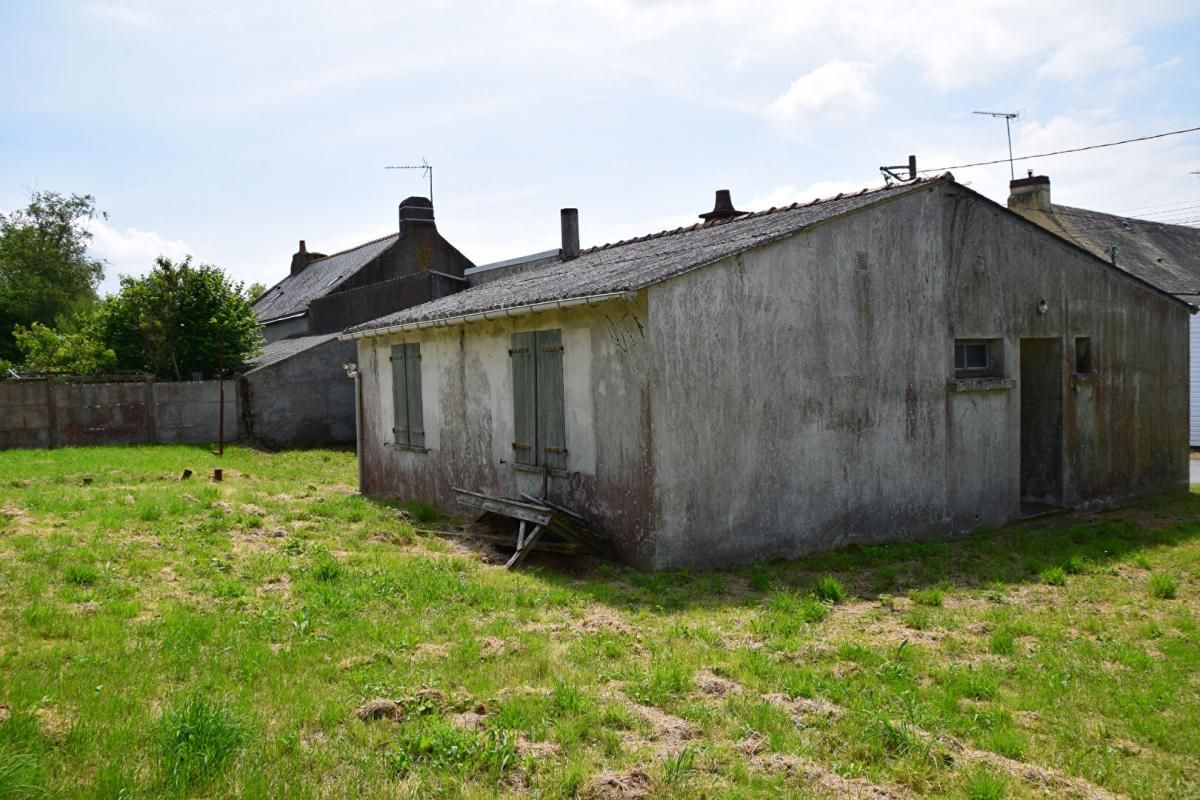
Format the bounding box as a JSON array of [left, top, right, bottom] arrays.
[[217, 334, 225, 457]]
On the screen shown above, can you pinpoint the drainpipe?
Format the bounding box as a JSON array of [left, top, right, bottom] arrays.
[[343, 361, 363, 493]]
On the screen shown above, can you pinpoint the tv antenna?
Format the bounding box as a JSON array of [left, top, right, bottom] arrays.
[[880, 154, 918, 184], [385, 158, 433, 204], [973, 111, 1020, 179]]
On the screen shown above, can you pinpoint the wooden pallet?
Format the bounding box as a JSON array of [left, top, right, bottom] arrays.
[[452, 487, 607, 569]]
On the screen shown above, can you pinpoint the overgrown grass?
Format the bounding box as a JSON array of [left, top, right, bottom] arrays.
[[0, 445, 1197, 798]]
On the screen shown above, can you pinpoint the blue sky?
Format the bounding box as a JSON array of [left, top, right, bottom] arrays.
[[2, 0, 1198, 294]]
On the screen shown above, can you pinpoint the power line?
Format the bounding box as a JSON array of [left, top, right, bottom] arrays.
[[917, 125, 1200, 174]]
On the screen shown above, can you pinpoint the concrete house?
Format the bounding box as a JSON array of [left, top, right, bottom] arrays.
[[1006, 175, 1200, 444], [242, 198, 473, 446], [342, 174, 1189, 570]]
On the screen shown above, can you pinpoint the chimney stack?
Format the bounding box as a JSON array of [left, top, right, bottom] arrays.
[[699, 189, 745, 222], [560, 208, 580, 261], [290, 239, 317, 276], [398, 196, 436, 234], [1008, 172, 1051, 215]]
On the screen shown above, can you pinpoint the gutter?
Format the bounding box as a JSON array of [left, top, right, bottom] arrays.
[[339, 290, 638, 341]]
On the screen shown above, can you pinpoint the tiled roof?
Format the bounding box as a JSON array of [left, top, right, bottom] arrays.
[[1037, 205, 1200, 297], [246, 332, 345, 373], [346, 177, 937, 335], [253, 234, 399, 323]]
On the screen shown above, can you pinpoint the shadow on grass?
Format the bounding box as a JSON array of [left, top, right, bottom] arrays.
[[479, 489, 1200, 614]]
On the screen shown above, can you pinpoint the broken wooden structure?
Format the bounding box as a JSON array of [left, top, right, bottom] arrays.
[[451, 488, 608, 568]]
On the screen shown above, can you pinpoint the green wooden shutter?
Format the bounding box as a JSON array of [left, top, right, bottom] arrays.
[[390, 344, 409, 446], [536, 329, 567, 471], [404, 342, 424, 448], [510, 332, 537, 465]]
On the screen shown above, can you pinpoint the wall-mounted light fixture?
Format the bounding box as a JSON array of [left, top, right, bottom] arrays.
[[1036, 299, 1048, 315]]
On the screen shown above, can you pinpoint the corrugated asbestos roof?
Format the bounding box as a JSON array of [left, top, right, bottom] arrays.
[[1033, 205, 1200, 297], [346, 178, 935, 335], [253, 234, 399, 323], [246, 332, 344, 373]]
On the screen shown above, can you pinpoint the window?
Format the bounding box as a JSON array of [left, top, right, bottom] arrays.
[[1074, 337, 1093, 374], [390, 343, 424, 448], [510, 329, 566, 470], [954, 339, 1002, 378]]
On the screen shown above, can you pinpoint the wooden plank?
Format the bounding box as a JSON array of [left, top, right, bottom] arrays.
[[405, 342, 424, 448], [505, 524, 546, 569], [420, 528, 583, 555], [510, 332, 537, 465], [536, 329, 568, 471], [453, 490, 552, 525], [520, 493, 593, 529]]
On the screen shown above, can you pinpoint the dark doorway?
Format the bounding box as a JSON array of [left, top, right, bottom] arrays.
[[1020, 338, 1064, 513]]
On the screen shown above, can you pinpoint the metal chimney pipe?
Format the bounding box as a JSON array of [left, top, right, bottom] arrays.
[[560, 208, 579, 262]]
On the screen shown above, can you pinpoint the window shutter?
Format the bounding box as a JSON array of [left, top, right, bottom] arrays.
[[510, 332, 537, 465], [536, 329, 567, 471], [390, 344, 409, 446], [404, 342, 424, 448]]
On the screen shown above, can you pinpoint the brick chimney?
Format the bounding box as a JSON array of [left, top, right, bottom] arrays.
[[290, 240, 323, 276], [398, 196, 436, 235], [700, 189, 745, 221], [1008, 172, 1051, 215]]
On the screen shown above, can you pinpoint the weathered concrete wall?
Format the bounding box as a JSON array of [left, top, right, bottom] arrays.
[[943, 191, 1189, 515], [646, 187, 951, 569], [0, 378, 237, 449], [357, 296, 656, 566], [240, 337, 357, 448], [307, 272, 466, 335]]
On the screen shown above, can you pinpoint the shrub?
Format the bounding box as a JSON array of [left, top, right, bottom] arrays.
[[1041, 567, 1067, 587], [815, 575, 846, 604], [158, 694, 248, 790], [1149, 573, 1177, 600]]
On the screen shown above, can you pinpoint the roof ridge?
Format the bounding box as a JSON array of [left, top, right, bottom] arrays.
[[305, 231, 400, 265], [579, 178, 925, 255]]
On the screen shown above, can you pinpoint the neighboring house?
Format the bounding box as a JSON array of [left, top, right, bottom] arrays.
[[241, 198, 473, 446], [1006, 175, 1200, 444], [341, 175, 1189, 571]]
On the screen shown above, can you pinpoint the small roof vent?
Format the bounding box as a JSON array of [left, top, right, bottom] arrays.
[[699, 189, 745, 221]]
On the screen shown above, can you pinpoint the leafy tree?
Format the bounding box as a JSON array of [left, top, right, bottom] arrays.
[[0, 192, 105, 362], [12, 318, 116, 374], [99, 256, 263, 380], [245, 282, 267, 303]]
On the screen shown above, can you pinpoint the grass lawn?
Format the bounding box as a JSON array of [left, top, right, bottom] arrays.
[[0, 445, 1197, 799]]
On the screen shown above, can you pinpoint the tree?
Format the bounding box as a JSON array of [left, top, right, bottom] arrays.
[[99, 256, 263, 380], [12, 318, 116, 374], [0, 192, 105, 362], [245, 282, 267, 303]]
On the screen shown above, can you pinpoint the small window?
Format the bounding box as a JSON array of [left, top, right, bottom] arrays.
[[954, 339, 1002, 378], [390, 343, 424, 448], [510, 329, 567, 470], [1075, 337, 1093, 374]]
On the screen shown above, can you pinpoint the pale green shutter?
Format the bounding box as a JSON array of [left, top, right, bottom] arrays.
[[510, 332, 537, 465], [390, 344, 408, 446], [536, 329, 567, 470], [405, 342, 424, 448]]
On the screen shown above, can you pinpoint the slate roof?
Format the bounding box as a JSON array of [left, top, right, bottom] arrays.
[[246, 332, 345, 374], [1030, 205, 1200, 299], [254, 234, 399, 323], [346, 177, 936, 335]]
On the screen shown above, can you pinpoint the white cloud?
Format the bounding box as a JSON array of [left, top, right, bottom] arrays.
[[750, 181, 869, 210], [1037, 30, 1143, 81], [87, 220, 192, 294], [766, 61, 878, 130], [86, 3, 157, 29]]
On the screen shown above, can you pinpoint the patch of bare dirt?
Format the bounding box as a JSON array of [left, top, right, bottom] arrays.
[[210, 501, 233, 512], [694, 668, 742, 697], [451, 710, 486, 731], [300, 730, 327, 750], [765, 693, 845, 725], [579, 767, 652, 800], [71, 600, 101, 615], [257, 573, 291, 598], [337, 650, 394, 671], [413, 642, 450, 659], [0, 705, 9, 722], [517, 738, 560, 758], [354, 698, 401, 722], [752, 753, 913, 799], [934, 733, 1125, 800], [34, 705, 73, 741], [240, 504, 266, 517], [577, 608, 636, 637], [737, 731, 767, 756], [479, 636, 509, 659]]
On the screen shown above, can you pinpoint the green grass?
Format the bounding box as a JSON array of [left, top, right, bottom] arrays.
[[0, 445, 1198, 798]]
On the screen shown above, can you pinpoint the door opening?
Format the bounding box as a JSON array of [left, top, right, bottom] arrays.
[[1019, 338, 1064, 514]]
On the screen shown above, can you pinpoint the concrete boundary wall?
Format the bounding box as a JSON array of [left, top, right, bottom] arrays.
[[0, 378, 238, 449]]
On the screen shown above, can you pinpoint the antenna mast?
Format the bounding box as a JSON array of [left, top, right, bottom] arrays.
[[973, 111, 1021, 180], [385, 158, 434, 204]]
